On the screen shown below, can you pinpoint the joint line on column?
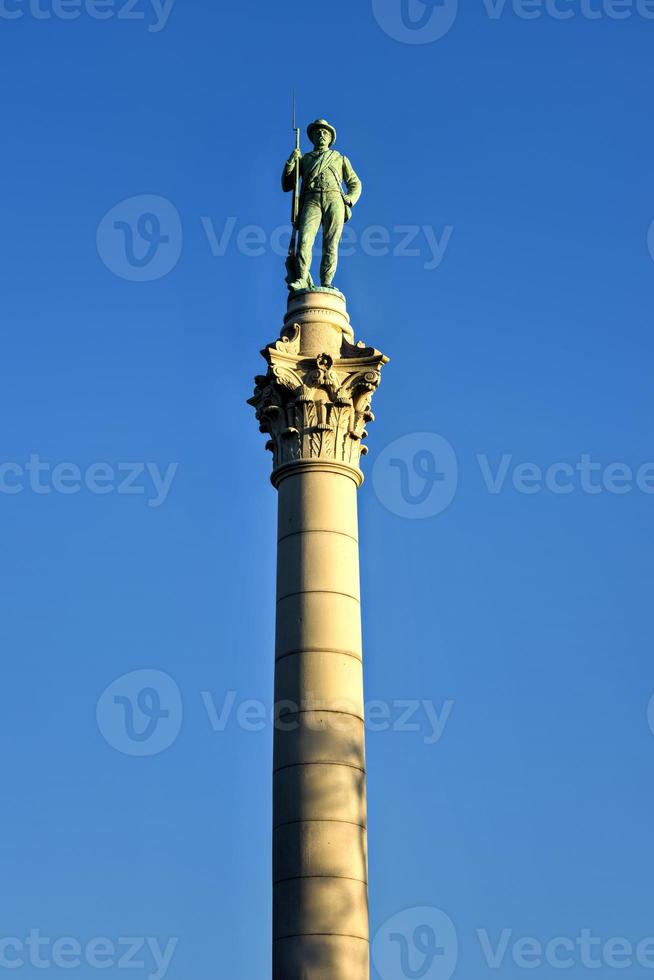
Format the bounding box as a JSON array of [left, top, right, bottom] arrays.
[[274, 873, 368, 886], [273, 934, 370, 944], [273, 818, 367, 830], [277, 589, 360, 604], [275, 647, 362, 664], [278, 528, 359, 546], [277, 708, 364, 723], [274, 761, 367, 776]]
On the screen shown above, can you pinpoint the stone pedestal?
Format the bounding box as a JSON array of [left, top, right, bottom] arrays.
[[249, 290, 388, 980]]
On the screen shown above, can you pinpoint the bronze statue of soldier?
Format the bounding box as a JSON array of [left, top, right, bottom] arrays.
[[282, 118, 362, 292]]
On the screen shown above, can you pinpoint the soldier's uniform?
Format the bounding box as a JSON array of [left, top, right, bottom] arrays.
[[282, 122, 362, 289]]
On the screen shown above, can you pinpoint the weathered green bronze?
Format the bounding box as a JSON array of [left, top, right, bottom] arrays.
[[282, 118, 362, 293]]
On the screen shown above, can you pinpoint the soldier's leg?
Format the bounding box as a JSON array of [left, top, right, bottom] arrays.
[[294, 199, 323, 285], [320, 195, 345, 287]]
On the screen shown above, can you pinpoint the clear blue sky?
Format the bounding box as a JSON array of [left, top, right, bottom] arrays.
[[2, 2, 654, 978]]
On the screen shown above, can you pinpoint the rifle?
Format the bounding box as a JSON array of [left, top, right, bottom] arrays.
[[285, 95, 302, 286]]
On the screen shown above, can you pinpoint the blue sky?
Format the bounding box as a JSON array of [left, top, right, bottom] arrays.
[[2, 1, 654, 977]]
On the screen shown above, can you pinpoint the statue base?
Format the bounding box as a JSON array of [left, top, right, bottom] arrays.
[[283, 288, 353, 357], [288, 285, 346, 302]]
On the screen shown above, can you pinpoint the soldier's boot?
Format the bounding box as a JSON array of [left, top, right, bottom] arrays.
[[289, 253, 312, 291]]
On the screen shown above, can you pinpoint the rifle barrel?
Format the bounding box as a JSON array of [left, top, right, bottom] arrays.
[[292, 123, 300, 227]]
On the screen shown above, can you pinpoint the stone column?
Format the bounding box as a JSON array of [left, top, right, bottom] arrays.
[[249, 290, 387, 980]]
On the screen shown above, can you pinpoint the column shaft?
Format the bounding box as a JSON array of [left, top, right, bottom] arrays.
[[272, 465, 369, 979]]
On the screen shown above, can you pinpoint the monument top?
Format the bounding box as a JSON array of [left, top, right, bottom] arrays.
[[283, 116, 361, 296]]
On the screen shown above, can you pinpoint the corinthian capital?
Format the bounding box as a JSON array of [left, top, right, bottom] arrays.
[[249, 322, 388, 483]]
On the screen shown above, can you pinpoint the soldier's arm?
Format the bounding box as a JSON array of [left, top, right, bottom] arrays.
[[281, 151, 303, 193], [341, 156, 362, 207]]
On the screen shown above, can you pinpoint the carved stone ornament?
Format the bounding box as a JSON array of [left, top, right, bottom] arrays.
[[248, 324, 388, 478]]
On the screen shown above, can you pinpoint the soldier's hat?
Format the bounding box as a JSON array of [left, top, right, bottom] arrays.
[[307, 118, 337, 146]]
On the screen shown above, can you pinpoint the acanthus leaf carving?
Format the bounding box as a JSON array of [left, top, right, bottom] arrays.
[[248, 332, 388, 475]]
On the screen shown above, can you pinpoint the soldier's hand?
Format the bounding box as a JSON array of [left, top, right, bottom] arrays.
[[288, 148, 301, 165]]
